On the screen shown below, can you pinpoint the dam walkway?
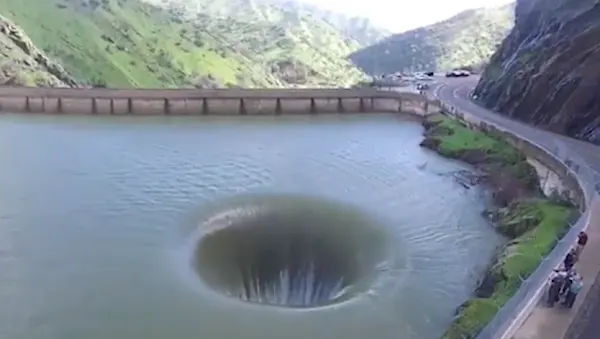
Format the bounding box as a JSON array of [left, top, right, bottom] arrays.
[[0, 87, 434, 116]]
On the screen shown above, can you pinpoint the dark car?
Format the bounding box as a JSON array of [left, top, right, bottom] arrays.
[[424, 71, 434, 77]]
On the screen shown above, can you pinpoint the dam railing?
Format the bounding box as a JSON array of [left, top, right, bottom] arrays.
[[0, 86, 433, 115], [438, 102, 598, 339], [0, 86, 425, 100]]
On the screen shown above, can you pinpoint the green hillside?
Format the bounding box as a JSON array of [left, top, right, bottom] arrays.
[[0, 0, 385, 88], [146, 0, 389, 86], [0, 14, 79, 87], [147, 0, 389, 46], [349, 3, 515, 74]]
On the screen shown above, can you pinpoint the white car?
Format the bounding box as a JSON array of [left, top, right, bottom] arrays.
[[415, 74, 433, 81], [446, 70, 470, 78]]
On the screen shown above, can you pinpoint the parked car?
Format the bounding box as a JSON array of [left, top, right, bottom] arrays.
[[424, 71, 434, 77], [445, 70, 470, 78]]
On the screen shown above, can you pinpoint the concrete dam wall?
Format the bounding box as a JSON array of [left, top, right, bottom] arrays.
[[0, 87, 436, 116]]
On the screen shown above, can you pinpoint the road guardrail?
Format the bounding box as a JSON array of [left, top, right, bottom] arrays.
[[437, 100, 598, 339]]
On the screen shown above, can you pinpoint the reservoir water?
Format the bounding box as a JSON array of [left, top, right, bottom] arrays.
[[0, 113, 503, 339]]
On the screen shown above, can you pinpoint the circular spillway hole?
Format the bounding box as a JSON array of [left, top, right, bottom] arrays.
[[193, 195, 390, 309]]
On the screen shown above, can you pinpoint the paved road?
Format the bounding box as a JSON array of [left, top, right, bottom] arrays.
[[433, 78, 600, 177], [432, 78, 600, 339]]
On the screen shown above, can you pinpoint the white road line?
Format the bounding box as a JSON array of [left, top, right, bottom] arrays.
[[452, 86, 461, 99], [432, 84, 442, 99]]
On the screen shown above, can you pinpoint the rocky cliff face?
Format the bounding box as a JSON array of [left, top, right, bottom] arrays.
[[473, 0, 600, 145], [0, 15, 79, 87]]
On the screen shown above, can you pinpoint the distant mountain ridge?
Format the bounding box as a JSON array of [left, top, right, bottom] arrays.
[[0, 0, 389, 88], [272, 0, 390, 46], [148, 0, 389, 46], [141, 0, 390, 86], [0, 0, 516, 88], [349, 3, 515, 74]]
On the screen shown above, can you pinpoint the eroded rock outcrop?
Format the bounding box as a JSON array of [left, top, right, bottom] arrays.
[[0, 15, 80, 87], [474, 0, 600, 144]]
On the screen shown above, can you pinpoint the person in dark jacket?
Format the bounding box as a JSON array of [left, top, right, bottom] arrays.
[[564, 248, 577, 271], [575, 231, 589, 257], [561, 270, 576, 296], [578, 231, 589, 246], [548, 269, 567, 307]]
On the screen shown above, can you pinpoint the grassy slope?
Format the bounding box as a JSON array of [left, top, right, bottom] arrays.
[[422, 114, 574, 339], [0, 0, 379, 88], [147, 0, 375, 86], [1, 0, 206, 87], [262, 0, 390, 46], [426, 114, 538, 189], [150, 0, 389, 46], [349, 3, 515, 74], [444, 200, 571, 338], [0, 15, 74, 86]]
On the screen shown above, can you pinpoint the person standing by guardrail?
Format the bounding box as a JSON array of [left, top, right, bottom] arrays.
[[548, 269, 569, 307], [563, 274, 584, 308], [563, 248, 577, 271], [575, 231, 588, 257]]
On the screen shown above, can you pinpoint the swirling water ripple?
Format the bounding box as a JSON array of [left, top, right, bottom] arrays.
[[0, 114, 503, 339]]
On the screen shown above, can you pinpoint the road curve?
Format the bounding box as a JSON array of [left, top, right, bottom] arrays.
[[432, 78, 600, 339], [434, 79, 600, 177]]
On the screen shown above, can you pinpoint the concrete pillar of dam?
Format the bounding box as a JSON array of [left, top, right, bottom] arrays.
[[337, 98, 344, 113], [239, 98, 247, 115], [41, 97, 46, 112], [310, 98, 316, 114], [127, 98, 133, 114], [370, 97, 374, 110], [202, 98, 209, 115], [275, 98, 282, 115], [109, 99, 115, 114], [359, 98, 365, 112], [25, 97, 31, 112], [57, 97, 63, 113], [397, 98, 403, 112], [164, 98, 170, 115], [91, 98, 98, 114]]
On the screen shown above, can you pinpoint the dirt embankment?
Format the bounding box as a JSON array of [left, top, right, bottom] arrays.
[[420, 113, 576, 339]]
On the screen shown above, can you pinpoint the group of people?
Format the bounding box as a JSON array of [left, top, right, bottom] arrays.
[[547, 231, 588, 308]]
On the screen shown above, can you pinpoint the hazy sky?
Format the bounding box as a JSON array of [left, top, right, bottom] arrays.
[[299, 0, 514, 32]]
